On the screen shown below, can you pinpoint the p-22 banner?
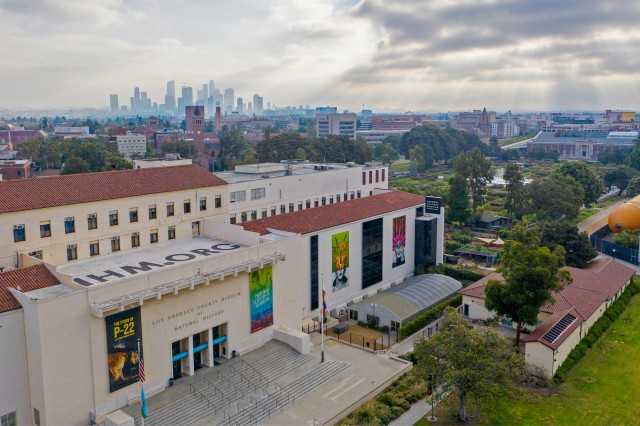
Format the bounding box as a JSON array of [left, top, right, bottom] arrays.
[[105, 306, 142, 393], [250, 266, 274, 333]]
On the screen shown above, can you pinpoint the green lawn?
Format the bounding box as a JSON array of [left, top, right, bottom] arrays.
[[484, 293, 640, 425], [577, 197, 623, 223], [390, 160, 411, 171]]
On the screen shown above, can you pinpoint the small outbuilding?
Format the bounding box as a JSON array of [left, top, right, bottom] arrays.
[[348, 274, 462, 332], [476, 213, 512, 229]]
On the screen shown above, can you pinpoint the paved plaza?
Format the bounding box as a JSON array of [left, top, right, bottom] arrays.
[[122, 332, 411, 425]]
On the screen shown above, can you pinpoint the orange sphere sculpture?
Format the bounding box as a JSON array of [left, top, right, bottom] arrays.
[[608, 195, 640, 233]]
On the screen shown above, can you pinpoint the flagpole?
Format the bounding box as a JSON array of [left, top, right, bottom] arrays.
[[138, 340, 144, 426], [321, 274, 325, 363]]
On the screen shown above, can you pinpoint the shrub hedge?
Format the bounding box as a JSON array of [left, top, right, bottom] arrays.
[[427, 264, 486, 283], [553, 278, 640, 383], [399, 294, 462, 338]]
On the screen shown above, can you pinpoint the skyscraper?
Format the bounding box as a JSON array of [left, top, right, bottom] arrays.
[[237, 97, 244, 114], [109, 94, 119, 113], [182, 86, 194, 106], [134, 87, 141, 113], [224, 88, 235, 113], [253, 94, 264, 116], [165, 80, 176, 113]]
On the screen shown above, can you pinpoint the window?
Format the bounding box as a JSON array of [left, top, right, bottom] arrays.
[[131, 233, 140, 248], [289, 203, 294, 212], [362, 171, 366, 185], [271, 207, 276, 216], [306, 200, 311, 209], [390, 320, 400, 332], [349, 310, 358, 321], [251, 210, 257, 220], [241, 212, 247, 222], [109, 211, 119, 226], [215, 195, 222, 208], [344, 192, 348, 201], [2, 411, 17, 426], [321, 197, 326, 206], [199, 198, 207, 211], [230, 190, 246, 203], [314, 199, 319, 207], [261, 208, 267, 218], [183, 200, 191, 214], [329, 196, 334, 204], [111, 237, 121, 252], [129, 208, 138, 223], [357, 190, 362, 198], [362, 218, 383, 289], [89, 241, 100, 257], [28, 250, 43, 260], [13, 224, 25, 242], [64, 217, 75, 234], [149, 205, 157, 219], [88, 214, 98, 230], [150, 229, 159, 244], [67, 244, 77, 261], [230, 216, 237, 225], [250, 187, 266, 200], [376, 169, 379, 183], [168, 226, 176, 240], [33, 408, 40, 426], [298, 202, 303, 211], [369, 170, 373, 184], [167, 202, 175, 217], [337, 194, 341, 202], [382, 169, 386, 182], [39, 221, 51, 238], [280, 204, 286, 214]]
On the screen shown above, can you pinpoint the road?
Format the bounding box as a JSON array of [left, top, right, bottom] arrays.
[[578, 198, 627, 235]]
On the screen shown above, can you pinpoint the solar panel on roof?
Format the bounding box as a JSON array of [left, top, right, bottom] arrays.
[[542, 313, 577, 343]]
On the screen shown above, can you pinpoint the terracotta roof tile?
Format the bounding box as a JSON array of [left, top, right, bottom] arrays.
[[241, 190, 425, 235], [0, 265, 60, 313], [0, 165, 227, 214]]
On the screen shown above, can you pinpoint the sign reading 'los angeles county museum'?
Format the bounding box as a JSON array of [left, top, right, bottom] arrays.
[[64, 239, 243, 287]]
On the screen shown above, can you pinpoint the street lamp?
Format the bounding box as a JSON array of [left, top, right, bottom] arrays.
[[612, 248, 616, 260]]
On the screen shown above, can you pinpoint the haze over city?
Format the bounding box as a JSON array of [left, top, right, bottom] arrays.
[[2, 0, 640, 111]]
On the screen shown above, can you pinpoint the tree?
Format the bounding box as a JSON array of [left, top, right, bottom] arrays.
[[454, 148, 493, 216], [485, 224, 572, 348], [447, 174, 470, 224], [538, 220, 597, 268], [414, 309, 529, 422], [625, 176, 640, 197], [373, 143, 398, 166], [503, 163, 525, 220], [62, 155, 91, 174], [525, 173, 584, 221], [557, 162, 604, 206], [409, 145, 426, 172], [488, 136, 500, 156], [604, 166, 638, 192], [161, 139, 195, 158]]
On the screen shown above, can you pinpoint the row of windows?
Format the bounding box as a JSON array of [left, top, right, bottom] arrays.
[[362, 169, 386, 186], [41, 227, 178, 262], [229, 191, 362, 224], [12, 197, 221, 243]]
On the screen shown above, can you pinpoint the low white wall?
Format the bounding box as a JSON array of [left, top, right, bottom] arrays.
[[273, 326, 311, 354]]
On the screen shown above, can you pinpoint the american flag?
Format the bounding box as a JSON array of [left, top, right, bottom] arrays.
[[139, 356, 145, 383]]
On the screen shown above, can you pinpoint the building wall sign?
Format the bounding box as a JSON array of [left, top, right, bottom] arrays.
[[332, 231, 349, 292], [250, 266, 274, 333], [425, 196, 442, 215], [73, 242, 241, 286], [392, 216, 406, 268], [105, 307, 142, 393]]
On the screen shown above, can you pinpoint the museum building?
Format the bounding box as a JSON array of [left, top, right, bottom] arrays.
[[0, 167, 444, 425]]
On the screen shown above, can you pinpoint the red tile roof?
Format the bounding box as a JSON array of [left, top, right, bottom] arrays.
[[241, 190, 425, 235], [461, 259, 636, 349], [0, 165, 227, 214], [0, 265, 60, 313]]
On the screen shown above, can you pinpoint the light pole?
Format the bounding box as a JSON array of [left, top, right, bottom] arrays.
[[428, 374, 437, 422], [612, 248, 616, 260]]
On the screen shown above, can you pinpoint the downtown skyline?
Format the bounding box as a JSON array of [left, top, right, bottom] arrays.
[[2, 0, 640, 111]]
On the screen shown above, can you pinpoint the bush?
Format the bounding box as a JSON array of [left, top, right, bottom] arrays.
[[399, 294, 462, 337], [427, 264, 486, 283], [553, 278, 640, 383]]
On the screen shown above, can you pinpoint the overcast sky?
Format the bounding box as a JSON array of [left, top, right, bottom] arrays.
[[2, 0, 640, 111]]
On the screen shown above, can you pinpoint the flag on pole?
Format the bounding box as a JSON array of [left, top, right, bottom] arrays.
[[140, 387, 149, 419], [139, 357, 145, 383], [322, 285, 327, 319]]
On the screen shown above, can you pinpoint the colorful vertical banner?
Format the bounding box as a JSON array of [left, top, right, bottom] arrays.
[[250, 266, 274, 333], [105, 306, 142, 393], [392, 216, 406, 268], [332, 231, 349, 292]]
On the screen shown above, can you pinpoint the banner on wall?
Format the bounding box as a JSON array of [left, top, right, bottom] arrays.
[[105, 306, 142, 393], [332, 231, 350, 292], [250, 266, 274, 333], [392, 216, 406, 268]]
